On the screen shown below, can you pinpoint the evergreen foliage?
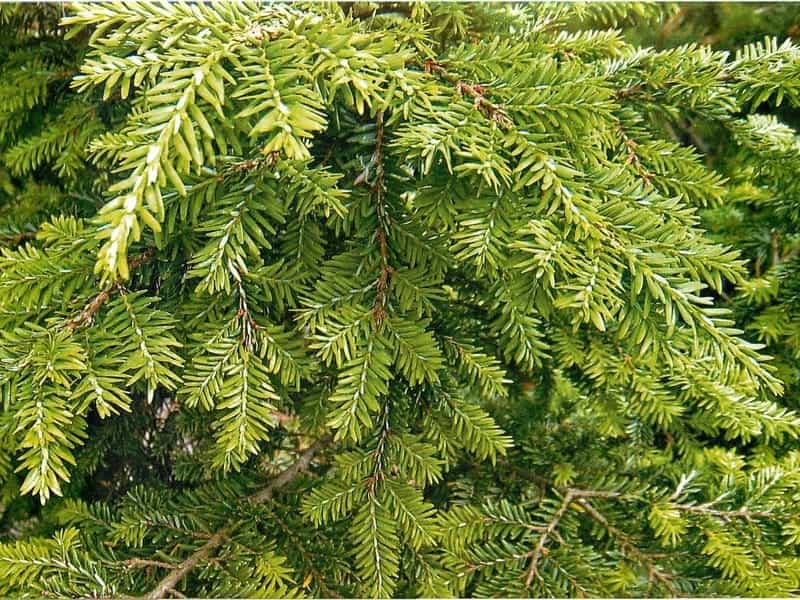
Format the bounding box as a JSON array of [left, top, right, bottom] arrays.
[[642, 3, 800, 417], [2, 2, 800, 598]]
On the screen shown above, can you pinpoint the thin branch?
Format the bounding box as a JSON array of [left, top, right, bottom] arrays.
[[524, 490, 575, 587], [616, 83, 645, 100], [513, 478, 765, 592], [355, 110, 395, 326], [677, 117, 711, 156], [666, 472, 695, 503], [142, 529, 230, 600], [658, 6, 686, 49], [248, 438, 327, 504], [423, 59, 510, 126], [62, 248, 156, 332], [672, 502, 772, 521], [771, 229, 781, 267], [125, 559, 178, 570], [128, 247, 157, 270], [340, 1, 414, 19], [523, 487, 629, 587], [566, 488, 623, 500], [63, 287, 114, 332], [780, 244, 800, 264], [139, 439, 327, 600], [616, 123, 653, 185], [372, 110, 390, 324], [575, 498, 676, 594], [0, 229, 37, 246]]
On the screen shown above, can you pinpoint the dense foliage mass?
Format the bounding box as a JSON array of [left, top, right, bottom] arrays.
[[3, 2, 800, 598]]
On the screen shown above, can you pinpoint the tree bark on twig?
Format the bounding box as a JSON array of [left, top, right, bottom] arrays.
[[139, 439, 327, 600]]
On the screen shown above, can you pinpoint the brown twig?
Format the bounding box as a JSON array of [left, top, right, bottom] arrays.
[[658, 7, 686, 49], [63, 287, 114, 332], [340, 1, 414, 19], [248, 438, 327, 504], [780, 244, 800, 264], [51, 68, 77, 81], [141, 520, 211, 540], [125, 559, 178, 571], [672, 502, 772, 522], [522, 487, 629, 587], [0, 229, 37, 246], [566, 488, 623, 500], [354, 110, 395, 326], [524, 489, 575, 587], [617, 124, 653, 185], [142, 529, 230, 600], [575, 497, 676, 594], [372, 228, 395, 326], [424, 59, 511, 126], [225, 152, 281, 177], [128, 247, 156, 270], [615, 83, 645, 100], [678, 118, 711, 156], [139, 439, 327, 599], [770, 229, 781, 267], [62, 248, 156, 332], [271, 410, 296, 424]]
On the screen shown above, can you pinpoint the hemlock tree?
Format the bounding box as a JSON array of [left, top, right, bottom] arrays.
[[3, 2, 800, 598]]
